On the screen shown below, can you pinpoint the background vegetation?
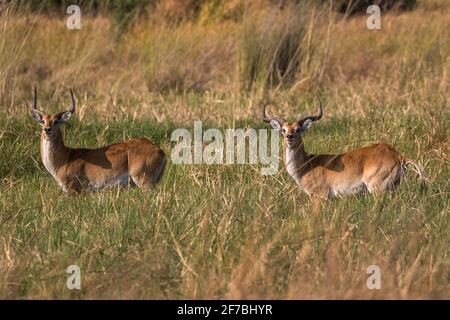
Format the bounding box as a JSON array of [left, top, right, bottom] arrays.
[[0, 0, 448, 298]]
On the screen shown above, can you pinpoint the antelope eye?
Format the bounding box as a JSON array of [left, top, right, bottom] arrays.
[[295, 127, 302, 133], [53, 120, 59, 125], [39, 120, 45, 125], [281, 128, 286, 134]]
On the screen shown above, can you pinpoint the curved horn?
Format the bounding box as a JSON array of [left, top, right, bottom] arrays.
[[262, 104, 285, 125], [32, 87, 37, 110], [298, 100, 323, 125], [69, 88, 75, 114], [31, 87, 45, 122]]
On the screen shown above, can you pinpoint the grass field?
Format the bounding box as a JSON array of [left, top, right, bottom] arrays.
[[0, 1, 449, 299]]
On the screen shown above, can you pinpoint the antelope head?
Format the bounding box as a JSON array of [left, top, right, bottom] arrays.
[[262, 101, 323, 149], [31, 88, 76, 139]]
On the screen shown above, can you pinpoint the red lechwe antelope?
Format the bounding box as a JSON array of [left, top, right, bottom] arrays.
[[262, 102, 426, 198], [31, 88, 166, 192]]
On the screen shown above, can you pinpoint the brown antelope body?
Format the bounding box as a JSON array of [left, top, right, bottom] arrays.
[[262, 102, 425, 198], [31, 88, 166, 193]]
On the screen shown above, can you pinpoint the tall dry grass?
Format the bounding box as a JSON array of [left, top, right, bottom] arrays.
[[0, 1, 448, 122]]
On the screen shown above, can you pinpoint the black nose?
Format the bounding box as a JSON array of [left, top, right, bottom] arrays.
[[44, 128, 52, 133], [287, 134, 294, 140]]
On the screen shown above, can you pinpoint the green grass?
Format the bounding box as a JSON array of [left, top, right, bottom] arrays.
[[0, 106, 448, 299]]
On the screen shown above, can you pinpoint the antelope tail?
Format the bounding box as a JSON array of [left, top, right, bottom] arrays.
[[402, 158, 428, 187]]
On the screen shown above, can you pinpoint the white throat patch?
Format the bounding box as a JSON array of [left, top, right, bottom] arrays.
[[285, 147, 302, 186], [41, 138, 63, 187]]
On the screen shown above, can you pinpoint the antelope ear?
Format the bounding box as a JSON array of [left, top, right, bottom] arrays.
[[300, 119, 313, 131], [31, 110, 43, 122], [57, 111, 72, 123], [270, 119, 283, 130]]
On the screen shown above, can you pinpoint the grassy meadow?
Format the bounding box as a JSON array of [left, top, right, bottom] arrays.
[[0, 1, 449, 299]]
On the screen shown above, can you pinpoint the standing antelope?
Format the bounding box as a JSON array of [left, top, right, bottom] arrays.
[[31, 88, 166, 193], [262, 101, 425, 198]]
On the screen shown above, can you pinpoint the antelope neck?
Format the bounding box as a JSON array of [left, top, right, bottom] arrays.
[[40, 129, 69, 173], [284, 141, 309, 178]]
